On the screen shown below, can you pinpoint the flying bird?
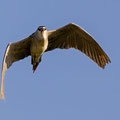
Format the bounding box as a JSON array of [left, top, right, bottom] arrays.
[[1, 23, 111, 100]]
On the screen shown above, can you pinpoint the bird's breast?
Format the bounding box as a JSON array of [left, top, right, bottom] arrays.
[[30, 38, 48, 56]]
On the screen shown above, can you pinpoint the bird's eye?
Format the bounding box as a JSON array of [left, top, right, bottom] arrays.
[[38, 28, 42, 31]]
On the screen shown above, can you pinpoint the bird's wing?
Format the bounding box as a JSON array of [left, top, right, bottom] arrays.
[[46, 23, 111, 68], [1, 36, 32, 100]]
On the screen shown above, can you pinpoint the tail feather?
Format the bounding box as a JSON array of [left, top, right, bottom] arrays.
[[33, 62, 39, 72], [31, 56, 42, 72]]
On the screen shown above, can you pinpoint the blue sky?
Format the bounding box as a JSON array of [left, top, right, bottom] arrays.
[[0, 0, 119, 120]]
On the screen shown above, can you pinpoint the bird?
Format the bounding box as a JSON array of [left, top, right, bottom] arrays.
[[1, 23, 111, 100]]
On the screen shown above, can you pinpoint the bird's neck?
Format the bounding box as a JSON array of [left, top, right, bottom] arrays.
[[42, 30, 48, 40], [34, 30, 48, 40]]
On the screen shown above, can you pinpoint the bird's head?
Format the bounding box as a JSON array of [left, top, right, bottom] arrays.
[[37, 26, 47, 38], [37, 26, 46, 33]]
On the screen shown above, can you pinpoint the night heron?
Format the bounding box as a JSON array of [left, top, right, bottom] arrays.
[[1, 23, 111, 100]]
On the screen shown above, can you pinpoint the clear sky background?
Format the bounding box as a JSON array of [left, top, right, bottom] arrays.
[[0, 0, 119, 120]]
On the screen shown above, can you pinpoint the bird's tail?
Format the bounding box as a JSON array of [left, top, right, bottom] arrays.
[[33, 62, 39, 72], [31, 56, 42, 72]]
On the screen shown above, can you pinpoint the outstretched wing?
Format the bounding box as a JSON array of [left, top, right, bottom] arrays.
[[46, 23, 111, 68], [1, 37, 32, 100]]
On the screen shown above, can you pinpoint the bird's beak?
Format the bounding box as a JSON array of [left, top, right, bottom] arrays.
[[43, 27, 46, 31]]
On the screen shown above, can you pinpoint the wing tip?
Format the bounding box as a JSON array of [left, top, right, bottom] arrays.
[[99, 58, 111, 69], [1, 92, 5, 101], [1, 43, 11, 102]]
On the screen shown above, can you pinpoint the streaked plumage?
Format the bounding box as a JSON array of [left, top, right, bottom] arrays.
[[1, 23, 111, 100]]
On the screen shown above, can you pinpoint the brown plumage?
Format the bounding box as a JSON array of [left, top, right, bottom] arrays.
[[46, 23, 111, 68], [1, 23, 111, 100]]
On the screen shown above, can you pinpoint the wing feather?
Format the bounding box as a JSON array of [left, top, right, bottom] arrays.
[[46, 23, 111, 68], [1, 37, 31, 100]]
